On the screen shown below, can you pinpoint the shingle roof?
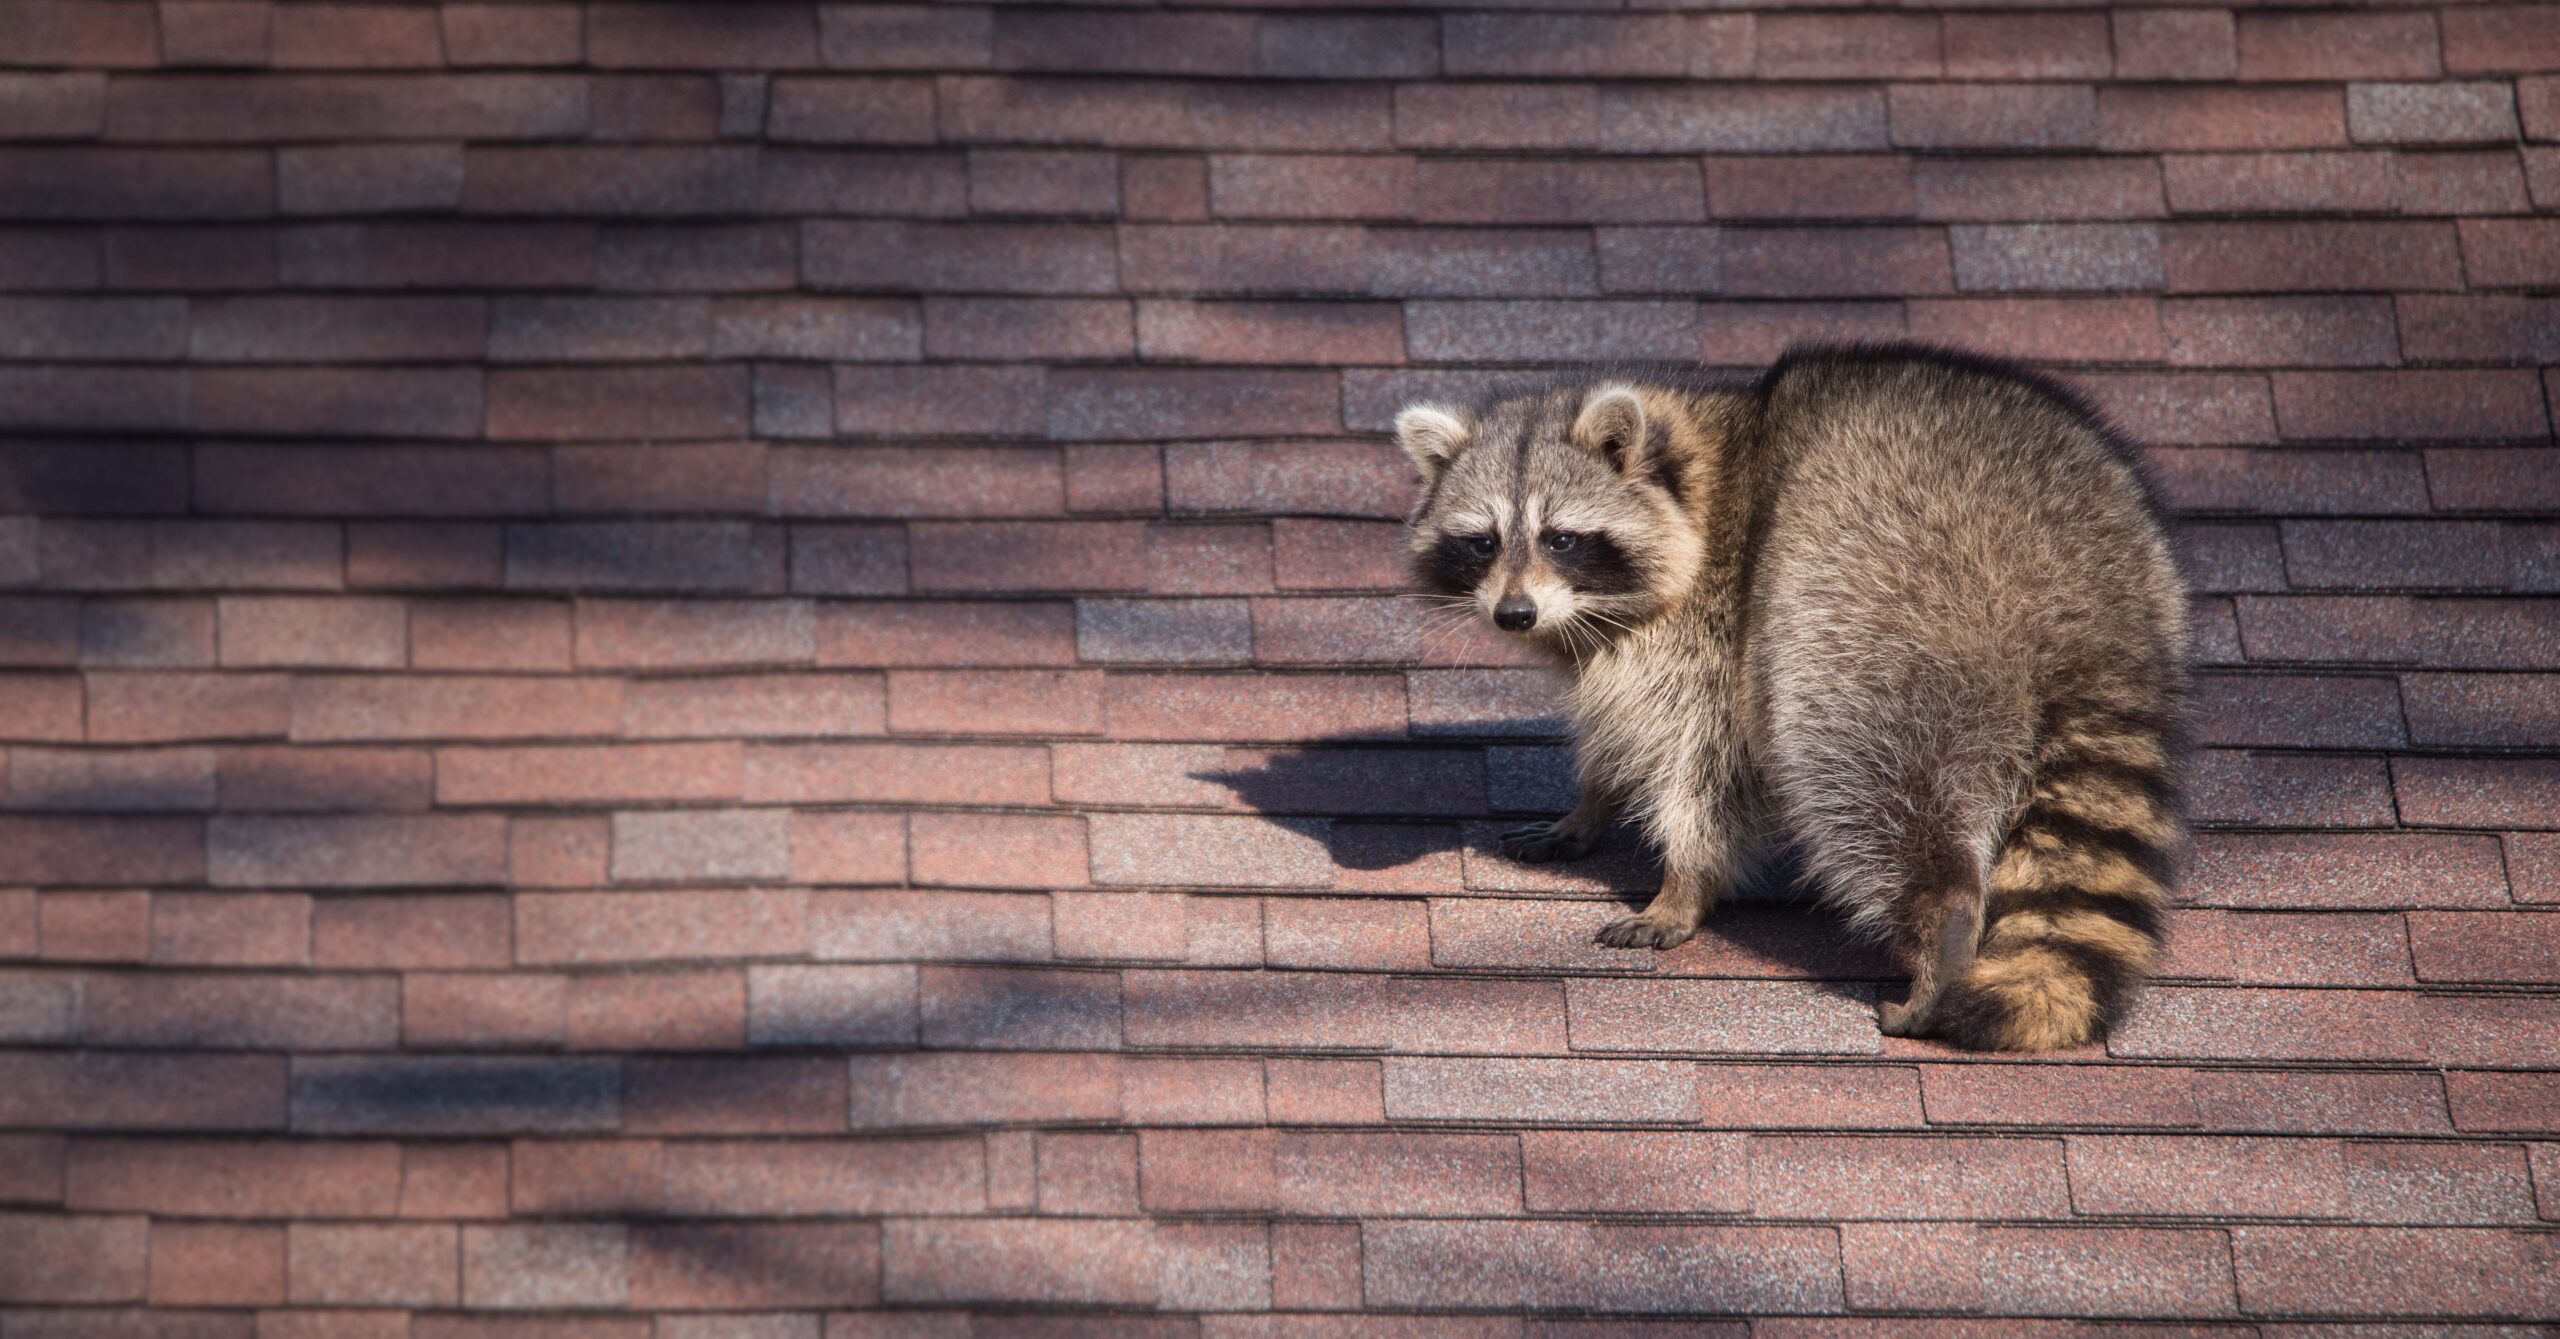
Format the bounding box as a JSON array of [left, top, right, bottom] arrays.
[[0, 0, 2553, 1328]]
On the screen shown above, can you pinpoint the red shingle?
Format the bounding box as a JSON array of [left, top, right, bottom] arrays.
[[402, 972, 565, 1050], [2511, 831, 2560, 904], [1211, 155, 1414, 222], [1417, 159, 1704, 227], [1260, 14, 1438, 81], [2351, 82, 2522, 147], [2067, 1135, 2350, 1217], [1890, 85, 2098, 152], [948, 77, 1387, 153], [1119, 223, 1367, 296], [150, 1220, 285, 1307], [442, 5, 583, 67], [1979, 1226, 2238, 1319], [2237, 12, 2442, 81], [1264, 1057, 1381, 1125], [1568, 978, 1882, 1057], [1840, 1222, 1982, 1314], [2395, 757, 2560, 828], [2272, 370, 2551, 441], [0, 1211, 148, 1303], [1909, 297, 2165, 364], [2166, 220, 2463, 294], [1277, 1131, 1525, 1216], [2460, 218, 2560, 288], [2167, 908, 2415, 987], [2099, 87, 2347, 152], [1921, 1064, 2201, 1129], [882, 1218, 1152, 1307], [1523, 1130, 1748, 1213], [1139, 299, 1405, 365], [2112, 987, 2429, 1062], [2444, 1071, 2560, 1134], [886, 669, 1104, 736], [1271, 1222, 1362, 1311], [2232, 1227, 2560, 1318], [2189, 749, 2398, 828], [1720, 226, 1952, 298], [2109, 10, 2232, 81], [1749, 1134, 2069, 1219], [633, 1222, 879, 1309], [0, 1053, 286, 1131], [588, 3, 816, 69], [151, 891, 310, 966], [1, 13, 2553, 1332], [1363, 1219, 1844, 1313], [848, 1052, 1120, 1129], [517, 889, 807, 966], [2343, 1141, 2541, 1224], [2442, 6, 2560, 76], [1263, 896, 1428, 971], [2399, 294, 2560, 363], [1709, 155, 1914, 222], [1753, 13, 1940, 80], [2408, 911, 2560, 983], [287, 1223, 459, 1307]]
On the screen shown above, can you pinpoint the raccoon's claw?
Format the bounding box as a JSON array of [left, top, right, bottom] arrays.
[[1593, 913, 1694, 951], [1500, 819, 1600, 863]]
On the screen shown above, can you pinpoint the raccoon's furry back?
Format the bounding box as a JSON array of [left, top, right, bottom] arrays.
[[1749, 346, 2189, 1050]]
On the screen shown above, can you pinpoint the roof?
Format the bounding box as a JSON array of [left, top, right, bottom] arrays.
[[0, 0, 2553, 1331]]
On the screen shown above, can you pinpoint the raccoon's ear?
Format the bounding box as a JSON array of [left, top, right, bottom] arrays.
[[1573, 384, 1650, 474], [1395, 403, 1471, 477]]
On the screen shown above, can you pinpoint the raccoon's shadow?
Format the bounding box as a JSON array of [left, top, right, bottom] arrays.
[[1194, 727, 1888, 1002]]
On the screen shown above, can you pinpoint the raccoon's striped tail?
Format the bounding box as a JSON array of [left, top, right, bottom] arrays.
[[1930, 704, 2181, 1052]]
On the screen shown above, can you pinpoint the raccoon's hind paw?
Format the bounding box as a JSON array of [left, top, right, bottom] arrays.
[[1877, 998, 1931, 1037], [1593, 913, 1694, 950], [1500, 818, 1602, 863]]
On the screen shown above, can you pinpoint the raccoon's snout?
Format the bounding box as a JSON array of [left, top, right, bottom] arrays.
[[1493, 596, 1539, 631]]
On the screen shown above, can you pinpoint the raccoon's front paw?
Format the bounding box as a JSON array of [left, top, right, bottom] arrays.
[[1593, 913, 1694, 951], [1500, 818, 1601, 863]]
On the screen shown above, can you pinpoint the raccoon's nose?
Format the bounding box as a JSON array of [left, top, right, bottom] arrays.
[[1493, 597, 1539, 631]]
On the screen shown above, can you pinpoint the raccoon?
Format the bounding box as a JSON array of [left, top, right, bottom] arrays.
[[1399, 344, 2188, 1051]]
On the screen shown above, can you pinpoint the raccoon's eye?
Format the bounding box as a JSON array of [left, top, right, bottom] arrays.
[[1546, 531, 1580, 552], [1467, 534, 1498, 557]]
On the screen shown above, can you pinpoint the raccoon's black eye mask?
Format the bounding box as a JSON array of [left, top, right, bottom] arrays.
[[1422, 531, 1500, 594], [1543, 529, 1646, 596]]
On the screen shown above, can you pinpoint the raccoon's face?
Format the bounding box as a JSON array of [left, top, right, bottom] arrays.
[[1399, 383, 1702, 652]]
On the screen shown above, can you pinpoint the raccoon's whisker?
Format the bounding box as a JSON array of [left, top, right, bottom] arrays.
[[1409, 616, 1464, 657], [1406, 598, 1483, 627], [1575, 606, 1629, 631], [1581, 609, 1641, 639], [1407, 605, 1477, 656], [1555, 616, 1602, 663], [1414, 607, 1467, 631], [1415, 601, 1477, 629], [1555, 610, 1620, 652], [1413, 609, 1484, 662]]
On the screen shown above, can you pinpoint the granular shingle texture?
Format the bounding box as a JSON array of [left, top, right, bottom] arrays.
[[0, 0, 2554, 1330]]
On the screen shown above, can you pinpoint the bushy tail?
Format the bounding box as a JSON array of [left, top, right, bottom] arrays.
[[1931, 702, 2181, 1051]]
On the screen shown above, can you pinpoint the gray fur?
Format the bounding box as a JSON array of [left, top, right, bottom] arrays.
[[1401, 344, 2189, 1050]]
